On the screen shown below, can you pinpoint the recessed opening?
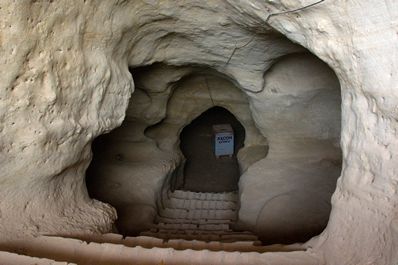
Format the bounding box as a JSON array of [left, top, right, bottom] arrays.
[[86, 53, 342, 247], [4, 3, 394, 264], [178, 106, 245, 192]]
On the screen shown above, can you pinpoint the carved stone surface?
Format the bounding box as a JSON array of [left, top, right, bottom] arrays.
[[0, 1, 397, 264]]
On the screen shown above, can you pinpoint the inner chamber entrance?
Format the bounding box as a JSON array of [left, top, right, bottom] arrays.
[[85, 55, 341, 246], [179, 106, 245, 192]]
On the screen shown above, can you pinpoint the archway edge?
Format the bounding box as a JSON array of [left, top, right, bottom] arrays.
[[179, 106, 245, 192], [144, 71, 269, 175], [0, 3, 395, 264], [249, 1, 398, 264]]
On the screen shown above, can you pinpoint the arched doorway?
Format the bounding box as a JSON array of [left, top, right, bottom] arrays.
[[179, 106, 245, 192]]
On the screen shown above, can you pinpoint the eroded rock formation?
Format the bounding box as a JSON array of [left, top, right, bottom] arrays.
[[0, 1, 397, 264]]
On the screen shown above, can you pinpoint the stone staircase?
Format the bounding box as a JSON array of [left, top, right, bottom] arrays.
[[0, 190, 313, 264], [0, 233, 314, 265], [142, 189, 259, 243]]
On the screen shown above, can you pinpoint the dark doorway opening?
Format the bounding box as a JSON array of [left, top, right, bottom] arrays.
[[179, 106, 245, 192]]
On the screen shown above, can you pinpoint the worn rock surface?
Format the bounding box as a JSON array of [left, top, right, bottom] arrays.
[[87, 67, 267, 235], [0, 1, 397, 265], [238, 53, 341, 243]]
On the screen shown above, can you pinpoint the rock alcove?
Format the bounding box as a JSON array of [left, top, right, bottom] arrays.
[[86, 52, 342, 244], [0, 1, 397, 264], [178, 106, 245, 192]]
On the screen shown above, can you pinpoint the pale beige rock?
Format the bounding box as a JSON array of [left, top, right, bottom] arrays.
[[87, 69, 268, 234], [0, 235, 320, 265], [0, 1, 397, 265], [0, 251, 72, 265], [238, 53, 341, 243]]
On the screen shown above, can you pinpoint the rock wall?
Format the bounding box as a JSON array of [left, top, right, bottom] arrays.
[[0, 1, 135, 239], [238, 53, 341, 243], [247, 1, 398, 264], [87, 65, 267, 234], [0, 1, 397, 264]]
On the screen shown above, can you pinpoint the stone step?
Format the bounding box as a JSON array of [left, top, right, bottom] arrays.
[[156, 216, 234, 225], [0, 250, 71, 265], [170, 190, 238, 202], [165, 239, 268, 252], [66, 233, 303, 253], [163, 196, 237, 211], [0, 235, 317, 265], [147, 228, 231, 235], [152, 189, 251, 244], [140, 230, 258, 242], [153, 222, 230, 231], [159, 208, 237, 221]]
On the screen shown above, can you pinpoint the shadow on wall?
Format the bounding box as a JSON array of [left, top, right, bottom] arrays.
[[84, 52, 342, 246], [238, 53, 342, 245], [178, 106, 245, 192], [84, 66, 269, 236]]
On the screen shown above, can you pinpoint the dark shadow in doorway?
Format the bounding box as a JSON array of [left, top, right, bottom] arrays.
[[179, 106, 245, 192]]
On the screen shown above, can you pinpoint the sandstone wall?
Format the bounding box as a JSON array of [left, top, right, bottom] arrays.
[[238, 53, 341, 243], [243, 0, 398, 263], [0, 1, 397, 264], [87, 66, 267, 234]]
